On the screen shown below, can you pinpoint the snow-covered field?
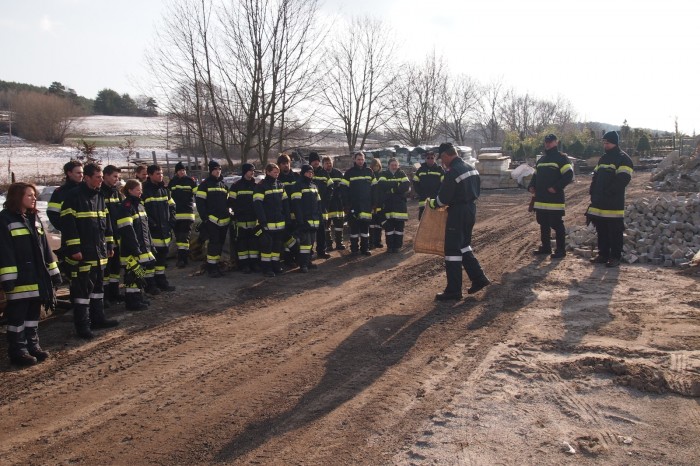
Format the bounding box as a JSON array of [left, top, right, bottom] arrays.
[[0, 116, 171, 184]]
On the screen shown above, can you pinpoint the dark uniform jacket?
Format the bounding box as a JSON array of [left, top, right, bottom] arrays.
[[341, 164, 375, 221], [253, 175, 288, 231], [278, 170, 300, 224], [290, 177, 322, 230], [0, 209, 59, 301], [116, 194, 155, 263], [60, 182, 113, 266], [327, 167, 345, 219], [528, 148, 574, 212], [413, 163, 444, 203], [377, 169, 410, 220], [196, 175, 231, 227], [168, 175, 197, 222], [229, 177, 258, 229], [100, 183, 124, 240], [47, 179, 80, 231], [435, 157, 480, 210], [589, 146, 634, 219], [312, 166, 334, 216], [142, 178, 176, 246]]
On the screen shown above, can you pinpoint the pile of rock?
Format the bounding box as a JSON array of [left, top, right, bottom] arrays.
[[650, 150, 700, 192], [568, 193, 700, 267]]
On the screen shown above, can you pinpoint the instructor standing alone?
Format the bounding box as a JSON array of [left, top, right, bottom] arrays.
[[428, 143, 490, 300]]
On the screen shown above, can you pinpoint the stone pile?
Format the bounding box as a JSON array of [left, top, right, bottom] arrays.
[[650, 150, 700, 192], [568, 193, 700, 267]]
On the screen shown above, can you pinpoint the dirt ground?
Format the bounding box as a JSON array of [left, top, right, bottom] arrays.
[[1, 175, 699, 465]]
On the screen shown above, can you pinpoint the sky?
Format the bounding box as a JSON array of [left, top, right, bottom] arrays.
[[2, 0, 698, 134]]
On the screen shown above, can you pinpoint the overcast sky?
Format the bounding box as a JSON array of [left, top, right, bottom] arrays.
[[3, 0, 698, 134]]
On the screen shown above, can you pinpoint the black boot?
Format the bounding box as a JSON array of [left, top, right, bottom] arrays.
[[124, 291, 149, 311], [176, 250, 187, 268], [238, 258, 252, 274], [335, 231, 346, 250], [250, 260, 261, 273], [109, 282, 124, 303], [7, 329, 37, 366], [89, 300, 119, 330], [74, 305, 95, 340], [145, 277, 161, 296], [25, 326, 50, 362], [208, 262, 223, 278], [360, 236, 371, 256], [156, 275, 176, 292]]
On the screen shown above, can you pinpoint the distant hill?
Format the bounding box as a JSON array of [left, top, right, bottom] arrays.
[[0, 80, 94, 114]]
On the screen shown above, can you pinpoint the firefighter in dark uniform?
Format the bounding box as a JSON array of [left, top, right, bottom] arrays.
[[196, 160, 230, 278], [340, 151, 375, 256], [254, 163, 288, 277], [378, 157, 410, 252], [587, 130, 634, 268], [229, 163, 260, 274], [528, 134, 574, 259], [277, 153, 301, 266], [60, 163, 119, 338], [308, 152, 333, 258], [142, 164, 176, 292], [369, 158, 384, 250], [116, 179, 155, 311], [100, 165, 124, 305], [290, 165, 323, 272], [413, 150, 444, 220], [47, 159, 84, 231], [427, 143, 490, 300], [324, 156, 346, 250], [168, 161, 197, 268], [1, 183, 62, 366]]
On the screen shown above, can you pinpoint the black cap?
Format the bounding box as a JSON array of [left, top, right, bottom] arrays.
[[308, 152, 320, 163], [300, 164, 314, 176], [175, 162, 186, 171], [438, 142, 454, 155], [241, 163, 255, 175], [602, 131, 619, 145], [208, 159, 221, 172], [544, 134, 557, 143]]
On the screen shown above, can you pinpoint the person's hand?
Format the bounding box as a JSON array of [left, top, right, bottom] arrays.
[[547, 187, 556, 194], [71, 252, 83, 261], [427, 198, 437, 209]]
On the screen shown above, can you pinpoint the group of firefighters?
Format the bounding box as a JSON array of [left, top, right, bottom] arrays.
[[0, 148, 446, 366]]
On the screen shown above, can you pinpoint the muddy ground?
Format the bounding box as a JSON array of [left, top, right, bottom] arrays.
[[1, 175, 699, 465]]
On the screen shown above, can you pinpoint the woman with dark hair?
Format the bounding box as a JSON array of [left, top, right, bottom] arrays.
[[0, 182, 62, 366], [116, 179, 155, 311], [378, 158, 410, 252]]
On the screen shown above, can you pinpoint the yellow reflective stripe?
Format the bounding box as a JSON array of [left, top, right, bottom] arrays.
[[75, 211, 107, 218], [537, 162, 559, 169], [117, 217, 133, 226], [175, 213, 195, 220], [151, 237, 172, 247], [208, 215, 231, 226], [291, 192, 302, 200], [559, 164, 573, 174], [170, 185, 193, 191], [60, 207, 75, 217], [208, 187, 228, 193], [9, 284, 39, 293], [47, 202, 62, 212], [587, 207, 624, 218], [385, 212, 408, 220], [1, 266, 18, 274], [534, 202, 565, 210], [340, 179, 350, 187], [65, 238, 81, 246], [358, 212, 372, 220], [10, 228, 30, 236], [236, 221, 258, 228], [349, 176, 372, 181], [196, 191, 208, 199], [253, 193, 264, 201], [144, 196, 169, 203], [617, 165, 633, 175]]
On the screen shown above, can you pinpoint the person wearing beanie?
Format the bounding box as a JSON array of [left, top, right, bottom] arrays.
[[413, 150, 444, 220], [528, 134, 574, 259], [277, 154, 301, 268], [229, 163, 260, 274], [587, 131, 634, 268], [168, 161, 197, 268], [195, 160, 230, 277], [100, 165, 125, 305], [323, 156, 347, 251], [254, 163, 289, 277], [426, 143, 490, 300], [309, 154, 333, 259], [369, 158, 384, 250], [290, 165, 322, 272], [142, 164, 177, 293]]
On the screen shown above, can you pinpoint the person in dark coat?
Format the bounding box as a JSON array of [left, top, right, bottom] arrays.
[[377, 157, 410, 252], [340, 151, 375, 256], [168, 161, 197, 268], [229, 163, 260, 274], [1, 183, 62, 366], [369, 158, 384, 250], [427, 143, 490, 300], [47, 159, 83, 231], [100, 165, 124, 304], [413, 150, 444, 220], [60, 163, 119, 338], [587, 131, 634, 268], [196, 160, 230, 278], [528, 134, 574, 259], [115, 179, 155, 311], [142, 165, 176, 291], [290, 165, 323, 272], [323, 156, 346, 250], [254, 163, 289, 277], [309, 152, 333, 259]]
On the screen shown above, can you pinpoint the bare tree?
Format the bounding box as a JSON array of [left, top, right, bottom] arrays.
[[321, 16, 395, 153], [439, 74, 480, 145], [389, 51, 446, 147], [500, 90, 577, 140], [474, 79, 505, 147]]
